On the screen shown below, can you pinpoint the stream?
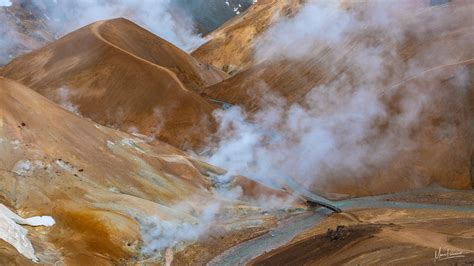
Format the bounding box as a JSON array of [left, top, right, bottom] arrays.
[[208, 188, 474, 265]]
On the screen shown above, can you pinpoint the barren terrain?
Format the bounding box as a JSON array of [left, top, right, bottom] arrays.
[[0, 0, 473, 265]]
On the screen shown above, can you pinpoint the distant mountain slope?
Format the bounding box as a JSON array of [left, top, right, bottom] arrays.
[[1, 18, 228, 149], [176, 0, 254, 34], [192, 0, 302, 74], [199, 1, 474, 195]]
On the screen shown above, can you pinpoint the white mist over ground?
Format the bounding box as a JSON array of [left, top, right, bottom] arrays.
[[56, 87, 81, 115], [0, 1, 258, 65], [1, 0, 470, 259], [138, 184, 295, 255], [31, 0, 204, 51], [0, 0, 11, 7], [0, 0, 205, 65], [140, 201, 220, 255], [137, 0, 473, 254], [205, 1, 472, 190]]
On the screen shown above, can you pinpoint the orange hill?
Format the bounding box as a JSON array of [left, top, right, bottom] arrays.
[[0, 18, 228, 149], [201, 1, 473, 109], [0, 77, 293, 264], [192, 0, 302, 74], [0, 76, 214, 263], [200, 1, 474, 194]]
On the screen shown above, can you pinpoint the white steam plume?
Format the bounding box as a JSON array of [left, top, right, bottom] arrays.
[[31, 0, 204, 51], [138, 177, 297, 256], [140, 201, 220, 255], [0, 1, 258, 65], [205, 1, 473, 191], [0, 0, 11, 7], [57, 87, 81, 115], [0, 0, 208, 65]]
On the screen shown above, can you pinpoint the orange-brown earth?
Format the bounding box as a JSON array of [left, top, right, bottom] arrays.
[[251, 190, 474, 265], [0, 18, 228, 150], [1, 0, 473, 264], [198, 1, 474, 195], [193, 0, 471, 74], [192, 0, 303, 74], [163, 1, 474, 263], [0, 77, 298, 264]]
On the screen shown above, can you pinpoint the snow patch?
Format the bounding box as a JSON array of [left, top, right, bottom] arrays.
[[0, 204, 55, 263]]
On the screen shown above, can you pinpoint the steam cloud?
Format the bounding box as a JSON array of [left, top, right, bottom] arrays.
[[0, 0, 11, 7], [30, 0, 204, 51], [205, 1, 472, 191], [57, 87, 81, 115], [0, 0, 258, 65], [140, 201, 220, 255], [2, 0, 471, 257], [0, 0, 217, 65]]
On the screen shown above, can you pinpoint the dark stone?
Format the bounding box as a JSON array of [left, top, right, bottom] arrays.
[[326, 225, 347, 241]]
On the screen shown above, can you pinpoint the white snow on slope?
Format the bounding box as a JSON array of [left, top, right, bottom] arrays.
[[0, 204, 55, 262]]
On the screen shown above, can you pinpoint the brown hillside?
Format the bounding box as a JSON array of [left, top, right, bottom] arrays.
[[202, 1, 474, 109], [0, 77, 291, 264], [200, 1, 474, 195], [0, 77, 212, 263], [0, 18, 228, 149], [192, 0, 302, 74]]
